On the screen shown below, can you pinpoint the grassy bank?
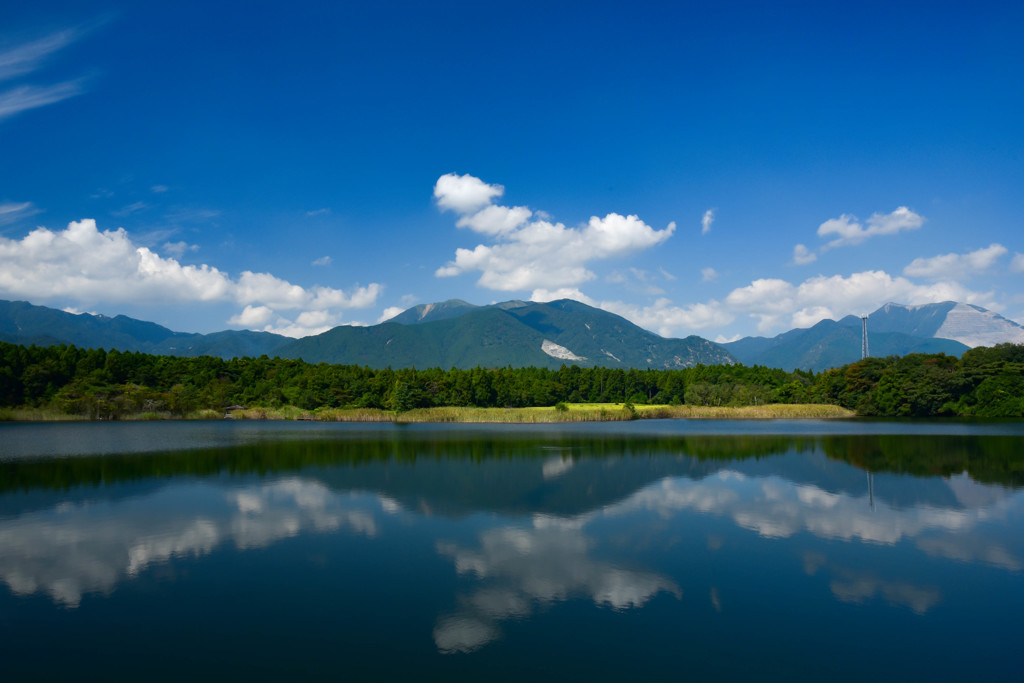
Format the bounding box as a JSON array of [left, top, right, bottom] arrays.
[[234, 402, 855, 423], [1, 403, 855, 423]]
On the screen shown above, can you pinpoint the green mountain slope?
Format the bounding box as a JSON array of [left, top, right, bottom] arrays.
[[0, 297, 734, 369], [0, 300, 187, 350], [276, 308, 551, 368], [503, 299, 734, 368], [387, 299, 481, 325], [277, 299, 735, 369]]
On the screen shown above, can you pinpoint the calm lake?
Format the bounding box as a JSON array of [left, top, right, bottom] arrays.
[[2, 419, 1022, 681]]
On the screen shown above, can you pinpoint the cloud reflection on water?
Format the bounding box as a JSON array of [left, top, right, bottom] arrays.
[[600, 471, 1022, 569], [434, 521, 681, 653], [0, 478, 383, 607], [0, 458, 1019, 641]]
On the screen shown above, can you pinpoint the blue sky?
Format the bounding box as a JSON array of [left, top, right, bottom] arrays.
[[1, 1, 1022, 340]]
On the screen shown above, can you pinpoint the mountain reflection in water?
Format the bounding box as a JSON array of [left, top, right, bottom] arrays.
[[1, 421, 1022, 681]]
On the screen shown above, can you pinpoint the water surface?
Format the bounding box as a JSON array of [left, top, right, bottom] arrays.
[[1, 420, 1021, 681]]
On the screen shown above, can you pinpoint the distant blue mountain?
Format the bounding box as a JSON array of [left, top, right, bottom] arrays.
[[0, 300, 290, 359], [720, 301, 1007, 371]]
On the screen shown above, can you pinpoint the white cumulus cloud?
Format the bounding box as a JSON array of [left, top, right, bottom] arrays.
[[162, 241, 198, 259], [377, 306, 404, 323], [435, 174, 676, 293], [456, 204, 532, 236], [601, 298, 735, 336], [724, 269, 995, 333], [530, 288, 597, 306], [792, 243, 817, 265], [228, 305, 273, 327], [903, 244, 1007, 280], [817, 206, 924, 249], [0, 219, 381, 336], [701, 208, 715, 235], [434, 173, 505, 214]]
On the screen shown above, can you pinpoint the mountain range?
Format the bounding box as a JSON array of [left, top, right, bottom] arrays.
[[0, 298, 734, 369], [2, 298, 1021, 372], [723, 301, 1024, 370]]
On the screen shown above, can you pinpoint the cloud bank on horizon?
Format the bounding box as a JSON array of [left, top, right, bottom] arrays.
[[0, 219, 381, 337], [430, 173, 1010, 339]]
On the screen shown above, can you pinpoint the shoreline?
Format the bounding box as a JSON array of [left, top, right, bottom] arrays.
[[1, 403, 856, 423]]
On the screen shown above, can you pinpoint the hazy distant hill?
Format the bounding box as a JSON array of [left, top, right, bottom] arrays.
[[719, 301, 1021, 371], [840, 301, 1024, 348], [0, 300, 290, 359], [724, 319, 969, 372]]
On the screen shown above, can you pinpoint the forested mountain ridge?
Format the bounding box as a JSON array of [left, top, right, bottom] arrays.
[[277, 299, 736, 369], [6, 298, 1021, 372], [0, 298, 735, 369]]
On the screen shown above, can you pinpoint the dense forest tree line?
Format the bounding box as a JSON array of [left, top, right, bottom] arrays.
[[816, 343, 1024, 417], [0, 340, 1022, 418]]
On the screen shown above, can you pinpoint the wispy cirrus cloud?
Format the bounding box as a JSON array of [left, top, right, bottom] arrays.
[[0, 29, 78, 80], [0, 26, 94, 123], [0, 79, 87, 122], [0, 201, 41, 227]]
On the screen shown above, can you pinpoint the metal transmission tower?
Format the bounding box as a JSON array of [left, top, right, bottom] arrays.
[[861, 316, 869, 359]]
